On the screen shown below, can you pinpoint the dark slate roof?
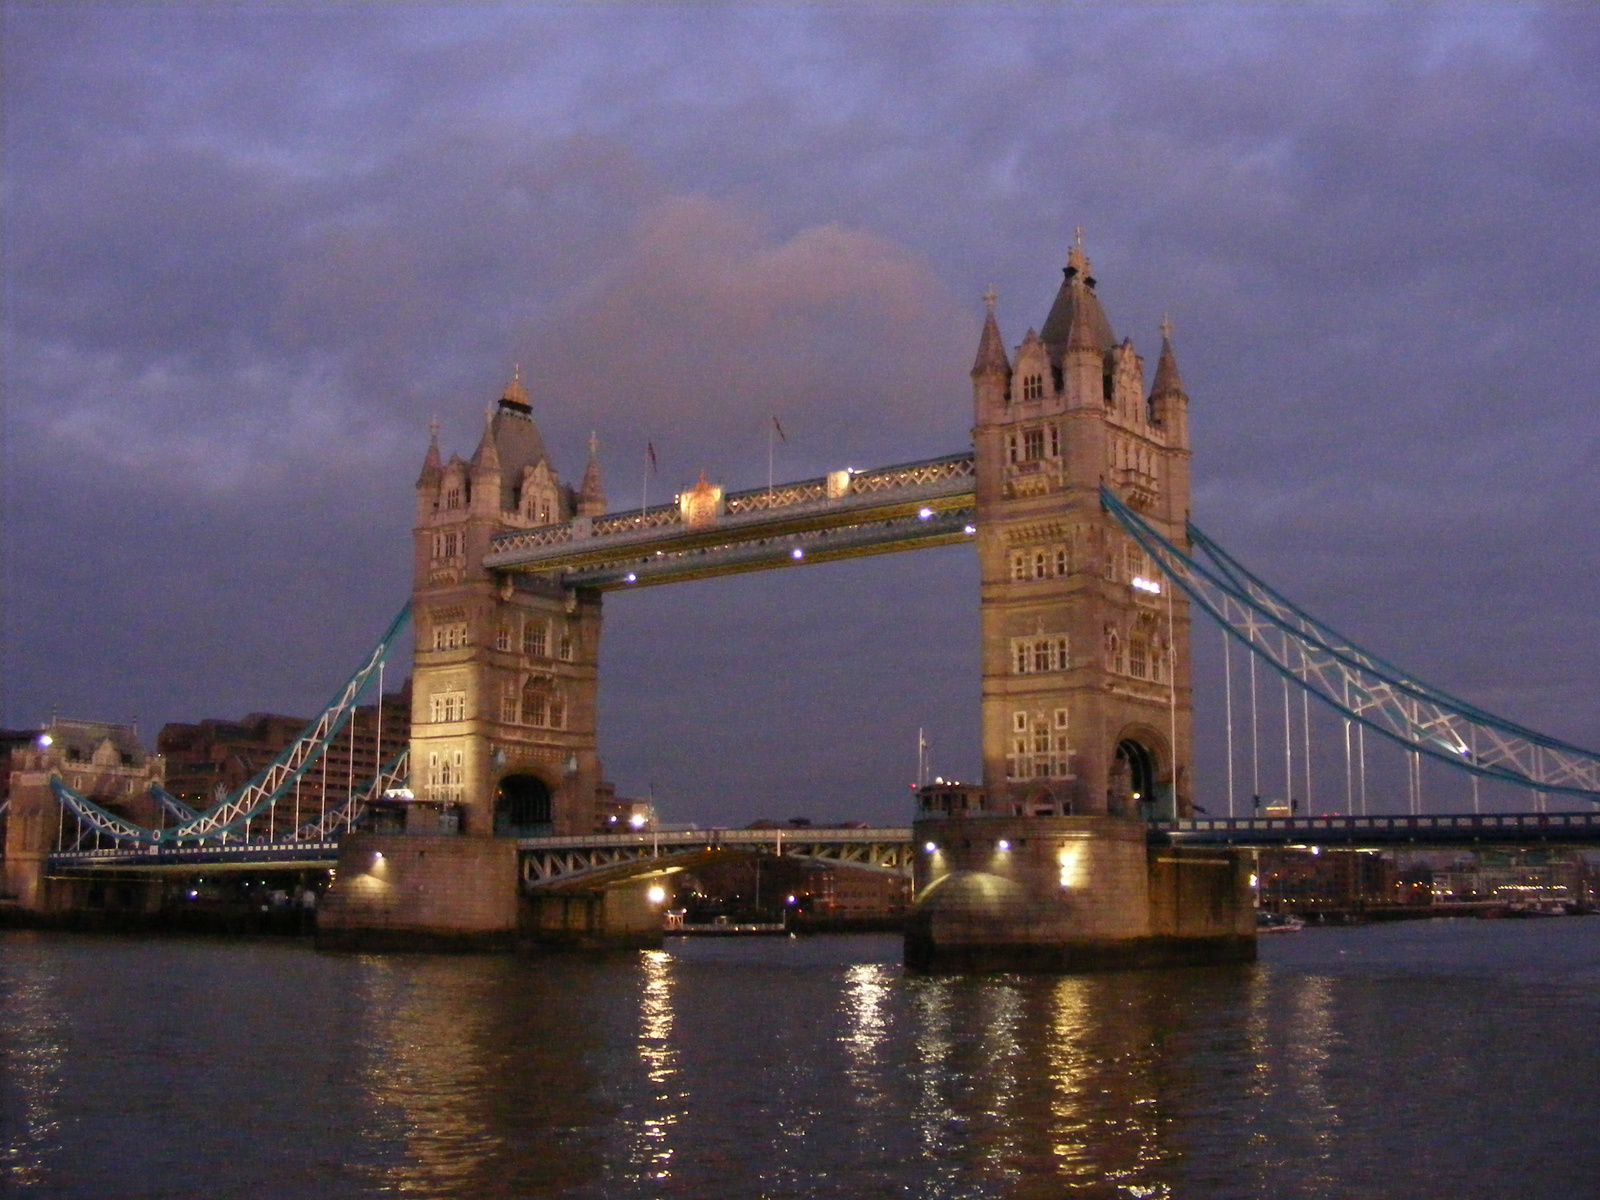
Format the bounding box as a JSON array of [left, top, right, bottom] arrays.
[[1040, 245, 1115, 362]]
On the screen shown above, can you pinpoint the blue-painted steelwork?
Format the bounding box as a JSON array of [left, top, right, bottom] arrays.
[[51, 605, 412, 846], [1102, 486, 1600, 801]]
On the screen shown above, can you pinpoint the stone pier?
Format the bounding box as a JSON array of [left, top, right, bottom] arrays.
[[905, 816, 1255, 972]]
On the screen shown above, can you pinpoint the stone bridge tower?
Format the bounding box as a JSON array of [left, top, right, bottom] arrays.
[[409, 372, 606, 838], [908, 240, 1250, 973], [971, 241, 1194, 821]]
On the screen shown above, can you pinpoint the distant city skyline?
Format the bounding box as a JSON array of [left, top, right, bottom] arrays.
[[5, 5, 1597, 826]]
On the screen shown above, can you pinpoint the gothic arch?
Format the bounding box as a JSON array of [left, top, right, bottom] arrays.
[[1108, 723, 1171, 819]]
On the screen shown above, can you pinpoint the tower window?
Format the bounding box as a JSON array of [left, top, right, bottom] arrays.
[[1011, 636, 1070, 674], [1033, 551, 1048, 579], [523, 621, 548, 657], [444, 487, 462, 510], [432, 622, 469, 651], [1022, 429, 1045, 461], [1049, 425, 1060, 457], [1022, 374, 1044, 401], [558, 630, 574, 661], [1010, 551, 1029, 582], [495, 625, 511, 652], [1129, 636, 1149, 680], [429, 691, 466, 723]]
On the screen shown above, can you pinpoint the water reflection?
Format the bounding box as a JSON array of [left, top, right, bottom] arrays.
[[628, 949, 680, 1187], [0, 935, 66, 1188], [355, 954, 604, 1197]]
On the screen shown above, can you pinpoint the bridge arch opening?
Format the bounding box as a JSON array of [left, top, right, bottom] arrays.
[[494, 774, 553, 837], [1111, 737, 1160, 819]]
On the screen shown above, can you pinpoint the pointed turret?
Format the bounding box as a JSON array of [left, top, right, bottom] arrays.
[[1148, 317, 1190, 447], [970, 288, 1011, 378], [417, 418, 443, 486], [471, 404, 502, 472], [971, 287, 1013, 423], [1150, 318, 1186, 399], [578, 431, 607, 517], [1040, 236, 1115, 363]]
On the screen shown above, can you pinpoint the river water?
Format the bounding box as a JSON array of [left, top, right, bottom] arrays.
[[3, 920, 1599, 1199]]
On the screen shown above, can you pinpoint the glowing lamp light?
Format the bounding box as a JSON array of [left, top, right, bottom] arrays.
[[791, 547, 805, 560], [1132, 576, 1162, 595], [624, 572, 638, 583], [918, 507, 934, 520], [924, 841, 938, 853], [997, 839, 1011, 851], [36, 733, 53, 748], [629, 813, 648, 829], [646, 885, 667, 904], [1249, 873, 1260, 889], [963, 524, 976, 535]]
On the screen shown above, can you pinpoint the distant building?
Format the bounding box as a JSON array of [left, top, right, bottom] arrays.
[[801, 862, 911, 921], [3, 718, 164, 910], [157, 682, 410, 834], [1256, 847, 1389, 916]]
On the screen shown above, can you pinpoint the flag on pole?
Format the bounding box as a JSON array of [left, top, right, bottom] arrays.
[[646, 442, 658, 473], [771, 415, 787, 443]]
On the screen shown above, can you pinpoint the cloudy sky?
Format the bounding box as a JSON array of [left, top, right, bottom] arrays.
[[4, 4, 1596, 825]]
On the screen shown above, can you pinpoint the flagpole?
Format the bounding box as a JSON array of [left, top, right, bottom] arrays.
[[767, 419, 774, 498], [642, 443, 649, 516]]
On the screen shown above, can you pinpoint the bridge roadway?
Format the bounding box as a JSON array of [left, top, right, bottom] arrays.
[[43, 811, 1600, 881]]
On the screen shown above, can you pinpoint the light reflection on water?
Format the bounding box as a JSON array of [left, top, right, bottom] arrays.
[[3, 920, 1600, 1198], [0, 934, 65, 1186]]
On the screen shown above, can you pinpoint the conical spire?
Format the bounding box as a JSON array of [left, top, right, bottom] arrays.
[[471, 403, 502, 472], [578, 431, 606, 516], [970, 286, 1011, 378], [1040, 230, 1114, 360], [416, 417, 443, 486], [1151, 316, 1186, 397]]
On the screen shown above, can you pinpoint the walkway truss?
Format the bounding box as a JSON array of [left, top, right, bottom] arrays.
[[50, 606, 413, 847], [1102, 486, 1600, 804]]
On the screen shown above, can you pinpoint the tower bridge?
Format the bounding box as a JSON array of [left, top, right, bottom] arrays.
[[10, 236, 1599, 967]]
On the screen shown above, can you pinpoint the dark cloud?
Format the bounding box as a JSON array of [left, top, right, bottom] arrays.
[[4, 4, 1596, 824]]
